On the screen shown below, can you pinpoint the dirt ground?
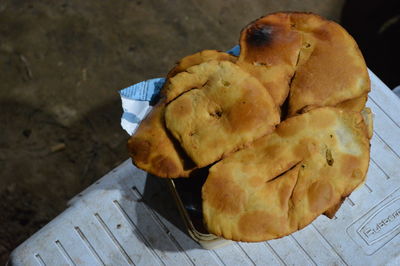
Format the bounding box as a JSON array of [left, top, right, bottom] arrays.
[[0, 0, 346, 263]]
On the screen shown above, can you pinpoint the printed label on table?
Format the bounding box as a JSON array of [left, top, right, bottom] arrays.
[[347, 187, 400, 255]]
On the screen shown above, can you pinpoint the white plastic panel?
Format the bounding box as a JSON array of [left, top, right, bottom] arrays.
[[9, 71, 400, 265]]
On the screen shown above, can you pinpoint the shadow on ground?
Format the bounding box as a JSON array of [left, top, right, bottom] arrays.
[[0, 99, 128, 263]]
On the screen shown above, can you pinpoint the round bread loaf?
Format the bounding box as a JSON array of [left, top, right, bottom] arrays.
[[202, 107, 371, 241], [128, 50, 235, 178], [238, 12, 370, 115]]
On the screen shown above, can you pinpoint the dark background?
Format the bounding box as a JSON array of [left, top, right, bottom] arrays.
[[0, 0, 398, 263]]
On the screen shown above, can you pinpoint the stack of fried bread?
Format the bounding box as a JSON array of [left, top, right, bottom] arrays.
[[128, 12, 373, 242]]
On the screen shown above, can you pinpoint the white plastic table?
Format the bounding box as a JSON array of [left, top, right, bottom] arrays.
[[9, 70, 400, 265]]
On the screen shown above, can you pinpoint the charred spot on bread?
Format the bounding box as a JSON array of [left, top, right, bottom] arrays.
[[246, 24, 274, 47]]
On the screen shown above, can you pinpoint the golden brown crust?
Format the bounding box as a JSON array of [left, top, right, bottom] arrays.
[[166, 50, 237, 79], [128, 50, 236, 178], [335, 94, 368, 112], [287, 12, 370, 115], [238, 12, 370, 113], [323, 197, 345, 218], [238, 12, 302, 106], [202, 107, 370, 242], [165, 60, 280, 167], [361, 107, 374, 139], [127, 101, 195, 178]]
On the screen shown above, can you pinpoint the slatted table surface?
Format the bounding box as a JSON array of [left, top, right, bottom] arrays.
[[9, 71, 400, 265]]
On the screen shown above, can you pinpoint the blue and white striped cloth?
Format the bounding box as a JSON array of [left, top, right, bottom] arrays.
[[119, 46, 240, 135]]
